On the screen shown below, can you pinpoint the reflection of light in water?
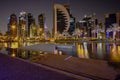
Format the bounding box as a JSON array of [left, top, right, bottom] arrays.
[[0, 43, 3, 49], [21, 51, 26, 58], [106, 43, 110, 54], [4, 43, 7, 47], [32, 51, 37, 55], [59, 51, 62, 55], [54, 49, 61, 55], [83, 42, 89, 59], [97, 43, 104, 59], [23, 42, 26, 46], [11, 53, 16, 57], [44, 52, 48, 54], [110, 43, 120, 62], [118, 46, 120, 54], [92, 43, 94, 54], [39, 51, 43, 53], [54, 49, 58, 54], [77, 44, 84, 58], [113, 31, 116, 39], [26, 42, 30, 46], [11, 42, 18, 49], [111, 43, 117, 54], [11, 49, 16, 57]]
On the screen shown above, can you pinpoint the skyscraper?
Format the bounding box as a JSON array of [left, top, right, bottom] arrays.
[[9, 13, 18, 39], [19, 11, 27, 40], [7, 17, 10, 32], [38, 13, 45, 39], [30, 22, 37, 38], [38, 13, 45, 31], [105, 13, 120, 38], [53, 4, 70, 38], [27, 13, 35, 37], [64, 4, 76, 35], [68, 14, 75, 35]]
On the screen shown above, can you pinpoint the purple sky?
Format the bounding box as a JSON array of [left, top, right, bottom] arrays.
[[0, 0, 120, 34]]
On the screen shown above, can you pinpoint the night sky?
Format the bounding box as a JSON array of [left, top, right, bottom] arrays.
[[0, 0, 120, 34]]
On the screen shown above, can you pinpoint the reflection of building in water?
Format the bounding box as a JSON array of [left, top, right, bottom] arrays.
[[4, 42, 18, 49], [5, 48, 17, 57], [91, 43, 97, 57], [77, 43, 89, 59], [106, 43, 110, 55], [96, 43, 105, 59], [11, 42, 18, 49], [83, 42, 89, 58], [110, 43, 120, 62], [9, 13, 18, 40], [18, 49, 30, 59], [77, 44, 84, 58]]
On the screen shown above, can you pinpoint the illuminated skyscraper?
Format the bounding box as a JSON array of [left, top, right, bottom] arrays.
[[68, 14, 75, 35], [38, 14, 45, 31], [30, 22, 37, 38], [28, 13, 35, 37], [64, 4, 76, 35], [9, 13, 18, 38], [53, 4, 70, 38], [105, 13, 120, 38], [7, 17, 10, 32], [38, 13, 45, 39], [19, 11, 27, 40]]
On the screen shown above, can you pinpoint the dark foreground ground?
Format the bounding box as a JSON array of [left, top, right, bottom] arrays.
[[0, 53, 76, 80]]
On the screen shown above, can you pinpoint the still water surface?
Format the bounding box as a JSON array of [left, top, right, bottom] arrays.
[[0, 42, 120, 68]]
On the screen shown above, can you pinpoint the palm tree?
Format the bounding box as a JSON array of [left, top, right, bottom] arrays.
[[106, 23, 120, 40]]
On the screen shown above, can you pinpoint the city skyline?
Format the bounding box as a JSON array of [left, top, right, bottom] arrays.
[[0, 0, 120, 34]]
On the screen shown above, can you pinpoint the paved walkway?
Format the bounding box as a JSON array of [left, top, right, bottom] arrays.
[[30, 54, 119, 80], [0, 53, 76, 80]]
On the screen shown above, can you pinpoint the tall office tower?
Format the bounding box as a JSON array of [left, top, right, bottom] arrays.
[[38, 13, 45, 38], [19, 11, 27, 40], [30, 22, 37, 38], [64, 4, 76, 35], [68, 14, 75, 35], [105, 13, 120, 38], [9, 13, 18, 38], [27, 13, 35, 37], [7, 17, 10, 32], [79, 14, 98, 37], [53, 4, 70, 38]]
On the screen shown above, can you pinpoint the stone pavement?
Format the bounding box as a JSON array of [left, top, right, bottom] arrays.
[[30, 54, 119, 80], [0, 53, 76, 80]]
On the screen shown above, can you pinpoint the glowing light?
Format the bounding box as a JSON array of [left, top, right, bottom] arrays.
[[54, 49, 58, 54], [11, 42, 18, 49], [83, 42, 89, 58], [110, 43, 120, 62], [4, 43, 8, 48], [77, 44, 84, 58], [11, 53, 16, 57], [59, 51, 62, 55], [11, 25, 16, 29]]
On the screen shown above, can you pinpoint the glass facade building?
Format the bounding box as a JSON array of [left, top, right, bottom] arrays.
[[53, 4, 70, 38], [9, 13, 18, 38]]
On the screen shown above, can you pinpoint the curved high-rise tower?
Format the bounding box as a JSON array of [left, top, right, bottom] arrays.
[[53, 4, 70, 38]]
